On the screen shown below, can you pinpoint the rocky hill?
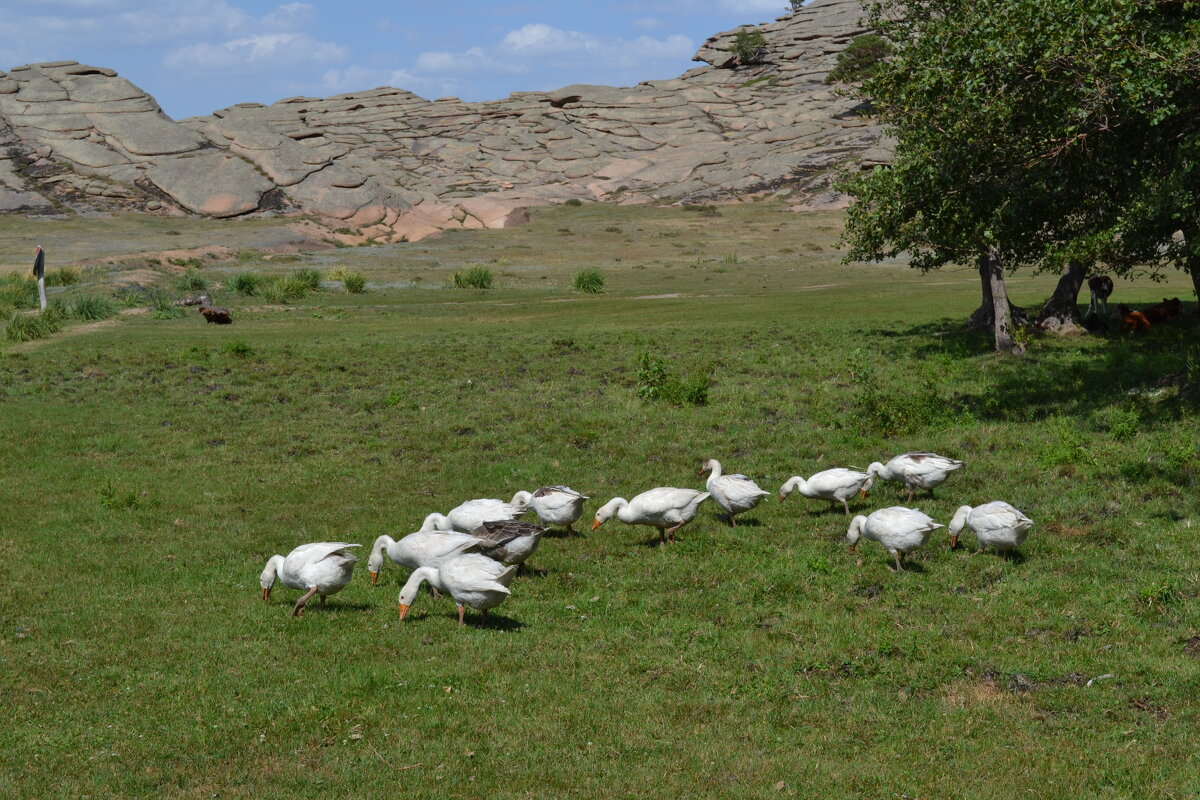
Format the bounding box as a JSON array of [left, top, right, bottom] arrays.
[[0, 0, 886, 242]]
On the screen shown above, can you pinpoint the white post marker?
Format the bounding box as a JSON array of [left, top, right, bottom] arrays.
[[33, 245, 46, 312]]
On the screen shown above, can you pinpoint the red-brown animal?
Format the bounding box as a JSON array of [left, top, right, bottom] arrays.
[[1086, 274, 1113, 317], [1117, 304, 1150, 334], [1142, 297, 1182, 324], [199, 305, 233, 324]]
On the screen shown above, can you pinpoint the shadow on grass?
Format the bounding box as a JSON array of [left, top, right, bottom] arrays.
[[872, 313, 1200, 424]]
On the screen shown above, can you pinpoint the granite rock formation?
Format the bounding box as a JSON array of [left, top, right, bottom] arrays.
[[0, 0, 886, 241]]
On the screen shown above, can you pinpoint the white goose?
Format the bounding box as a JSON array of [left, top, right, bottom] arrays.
[[699, 458, 770, 526], [866, 452, 963, 501], [529, 485, 589, 534], [420, 491, 533, 533], [779, 468, 874, 515], [846, 507, 942, 572], [398, 553, 518, 626], [366, 530, 484, 585], [259, 542, 361, 616], [592, 487, 711, 544], [948, 501, 1033, 551]]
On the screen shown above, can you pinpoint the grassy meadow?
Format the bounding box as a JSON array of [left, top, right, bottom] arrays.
[[3, 201, 1200, 798]]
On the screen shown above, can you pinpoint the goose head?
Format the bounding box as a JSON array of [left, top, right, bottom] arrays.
[[510, 490, 534, 509], [397, 567, 440, 621], [845, 516, 867, 553], [866, 462, 886, 480], [420, 512, 451, 532], [367, 534, 393, 584], [947, 505, 972, 549], [592, 497, 627, 530], [778, 476, 803, 502], [259, 555, 285, 601], [697, 458, 721, 478]]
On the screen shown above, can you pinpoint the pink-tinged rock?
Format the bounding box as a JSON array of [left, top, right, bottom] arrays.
[[146, 153, 272, 217], [457, 196, 530, 229]]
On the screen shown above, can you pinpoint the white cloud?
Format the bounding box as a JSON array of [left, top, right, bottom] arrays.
[[415, 47, 527, 76], [315, 65, 456, 99], [718, 0, 793, 12], [166, 33, 346, 71]]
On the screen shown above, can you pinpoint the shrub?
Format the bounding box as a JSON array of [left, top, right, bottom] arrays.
[[148, 288, 185, 320], [342, 271, 367, 293], [67, 294, 119, 321], [168, 257, 203, 269], [0, 274, 37, 309], [46, 266, 81, 287], [729, 28, 767, 66], [452, 267, 494, 289], [294, 268, 322, 291], [230, 272, 262, 296], [176, 268, 207, 291], [223, 340, 254, 357], [825, 34, 893, 84], [259, 274, 311, 304], [636, 351, 710, 406], [573, 270, 605, 294], [5, 307, 64, 342], [563, 198, 583, 207]]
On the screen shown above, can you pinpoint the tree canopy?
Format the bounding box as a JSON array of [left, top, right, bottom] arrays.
[[838, 0, 1200, 349]]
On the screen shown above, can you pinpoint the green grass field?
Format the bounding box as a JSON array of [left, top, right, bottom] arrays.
[[3, 202, 1200, 798]]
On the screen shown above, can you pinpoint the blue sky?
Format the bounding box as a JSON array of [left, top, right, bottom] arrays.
[[1, 1, 799, 120]]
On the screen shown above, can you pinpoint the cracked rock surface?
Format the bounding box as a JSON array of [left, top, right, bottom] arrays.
[[0, 0, 885, 239]]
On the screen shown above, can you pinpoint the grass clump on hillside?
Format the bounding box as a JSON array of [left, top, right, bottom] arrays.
[[452, 267, 494, 289], [4, 307, 63, 342], [176, 268, 207, 291], [573, 269, 605, 294], [636, 350, 710, 406], [65, 294, 120, 321], [0, 274, 37, 309], [259, 274, 315, 304], [44, 266, 81, 287], [230, 272, 262, 296]]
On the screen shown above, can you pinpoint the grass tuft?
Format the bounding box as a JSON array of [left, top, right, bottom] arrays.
[[452, 267, 494, 289], [573, 269, 605, 294]]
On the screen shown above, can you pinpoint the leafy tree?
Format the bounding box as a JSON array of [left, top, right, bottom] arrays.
[[825, 34, 892, 85], [729, 28, 767, 66], [839, 0, 1200, 350]]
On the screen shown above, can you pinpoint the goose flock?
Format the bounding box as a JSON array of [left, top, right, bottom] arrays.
[[258, 451, 1033, 627]]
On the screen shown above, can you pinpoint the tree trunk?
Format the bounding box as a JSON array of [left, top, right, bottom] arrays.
[[1035, 260, 1087, 334], [1181, 223, 1200, 314], [967, 250, 1027, 332], [983, 247, 1024, 355]]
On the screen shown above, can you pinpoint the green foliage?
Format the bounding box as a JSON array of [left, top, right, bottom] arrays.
[[294, 267, 323, 291], [98, 479, 140, 510], [635, 351, 710, 406], [563, 198, 583, 207], [167, 257, 203, 269], [1036, 416, 1091, 468], [222, 340, 254, 357], [4, 307, 63, 342], [340, 271, 367, 293], [0, 274, 37, 309], [729, 28, 767, 66], [175, 268, 207, 291], [452, 267, 494, 289], [236, 249, 261, 264], [45, 266, 81, 287], [229, 272, 262, 296], [572, 269, 605, 294], [846, 349, 946, 436], [259, 274, 312, 303], [825, 34, 893, 85], [146, 288, 184, 320], [66, 294, 119, 321]]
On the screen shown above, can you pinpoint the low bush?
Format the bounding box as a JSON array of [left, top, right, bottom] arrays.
[[294, 268, 323, 291], [0, 274, 37, 309], [67, 294, 120, 321], [573, 270, 605, 294], [342, 271, 367, 294], [635, 351, 710, 406], [452, 267, 494, 289], [825, 33, 893, 85], [259, 274, 312, 304], [176, 268, 208, 291], [730, 28, 767, 66], [46, 267, 81, 287], [230, 272, 262, 296], [5, 307, 64, 342]]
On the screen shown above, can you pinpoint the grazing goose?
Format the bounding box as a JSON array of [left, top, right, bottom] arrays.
[[846, 507, 942, 572], [948, 501, 1033, 551], [866, 452, 963, 501], [470, 519, 547, 566], [259, 542, 360, 616], [398, 554, 518, 627], [367, 530, 485, 585], [528, 485, 589, 534], [778, 468, 874, 515], [699, 458, 770, 526], [592, 487, 710, 544], [420, 491, 533, 533]]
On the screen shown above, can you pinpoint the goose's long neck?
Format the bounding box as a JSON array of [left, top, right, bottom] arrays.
[[708, 460, 723, 481], [781, 476, 807, 498], [368, 534, 397, 581], [420, 513, 449, 532], [260, 554, 286, 590]]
